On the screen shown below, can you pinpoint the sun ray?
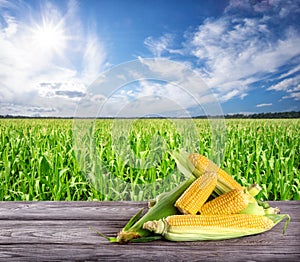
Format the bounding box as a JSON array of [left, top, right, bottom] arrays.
[[31, 17, 67, 55]]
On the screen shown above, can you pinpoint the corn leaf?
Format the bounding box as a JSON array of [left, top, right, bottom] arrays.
[[129, 235, 162, 243], [170, 150, 194, 179], [265, 214, 291, 234], [89, 227, 118, 242], [123, 208, 144, 231]]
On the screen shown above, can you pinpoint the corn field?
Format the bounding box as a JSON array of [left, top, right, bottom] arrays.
[[0, 118, 299, 201]]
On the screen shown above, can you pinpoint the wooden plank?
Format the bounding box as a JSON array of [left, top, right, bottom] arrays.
[[0, 218, 298, 245], [0, 243, 299, 262], [0, 201, 299, 261], [0, 201, 298, 220], [0, 201, 146, 220]]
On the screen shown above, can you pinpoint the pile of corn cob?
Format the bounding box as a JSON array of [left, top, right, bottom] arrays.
[[98, 151, 290, 243]]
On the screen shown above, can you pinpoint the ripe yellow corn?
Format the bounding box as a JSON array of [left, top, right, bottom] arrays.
[[165, 214, 274, 229], [189, 153, 243, 194], [200, 189, 249, 215], [174, 171, 217, 215], [143, 214, 278, 241]]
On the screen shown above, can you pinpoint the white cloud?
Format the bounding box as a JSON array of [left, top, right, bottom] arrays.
[[0, 0, 107, 116], [267, 75, 300, 102], [144, 34, 173, 57], [190, 20, 300, 96], [183, 0, 300, 104], [226, 0, 300, 16], [101, 80, 200, 117], [81, 26, 108, 84], [227, 111, 254, 116], [137, 58, 224, 112], [142, 0, 300, 110], [282, 92, 300, 101], [85, 79, 200, 118], [76, 58, 224, 118], [267, 76, 300, 92], [137, 57, 192, 80], [144, 34, 183, 57], [278, 64, 300, 79], [256, 103, 272, 108], [220, 89, 240, 102]]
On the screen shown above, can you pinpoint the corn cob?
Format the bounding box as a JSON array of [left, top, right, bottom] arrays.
[[175, 171, 217, 215], [143, 214, 290, 241], [189, 153, 243, 194], [200, 189, 249, 215]]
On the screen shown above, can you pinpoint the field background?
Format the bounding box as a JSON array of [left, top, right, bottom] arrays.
[[0, 118, 299, 201]]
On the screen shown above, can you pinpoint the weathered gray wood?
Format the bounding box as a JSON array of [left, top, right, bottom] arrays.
[[0, 201, 299, 261], [0, 201, 146, 220]]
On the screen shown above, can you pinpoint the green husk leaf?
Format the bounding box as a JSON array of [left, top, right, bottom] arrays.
[[264, 206, 280, 215], [123, 208, 144, 231], [170, 150, 194, 179], [117, 176, 195, 243], [148, 192, 168, 208], [257, 200, 270, 209], [239, 202, 265, 215], [129, 235, 162, 243], [89, 227, 118, 242], [265, 214, 291, 234], [247, 183, 262, 197]]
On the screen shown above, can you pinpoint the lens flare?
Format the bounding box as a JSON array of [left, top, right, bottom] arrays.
[[32, 19, 66, 54]]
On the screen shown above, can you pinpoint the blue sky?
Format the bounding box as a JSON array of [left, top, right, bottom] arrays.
[[0, 0, 299, 117]]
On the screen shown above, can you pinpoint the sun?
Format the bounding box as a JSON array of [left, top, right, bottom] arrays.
[[32, 20, 66, 53]]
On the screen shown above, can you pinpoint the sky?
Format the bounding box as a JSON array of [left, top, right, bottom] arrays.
[[0, 0, 300, 117]]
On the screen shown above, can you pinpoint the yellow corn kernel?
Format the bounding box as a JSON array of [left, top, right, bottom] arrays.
[[189, 153, 243, 193], [200, 189, 249, 215], [175, 171, 217, 215], [166, 214, 274, 229]]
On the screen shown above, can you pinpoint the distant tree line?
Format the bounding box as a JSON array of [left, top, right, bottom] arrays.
[[223, 111, 300, 119], [0, 115, 74, 119], [0, 111, 299, 119]]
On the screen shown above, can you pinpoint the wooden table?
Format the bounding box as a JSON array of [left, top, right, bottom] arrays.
[[0, 201, 299, 261]]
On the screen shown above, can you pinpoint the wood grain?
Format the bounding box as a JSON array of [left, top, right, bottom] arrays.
[[0, 201, 299, 261]]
